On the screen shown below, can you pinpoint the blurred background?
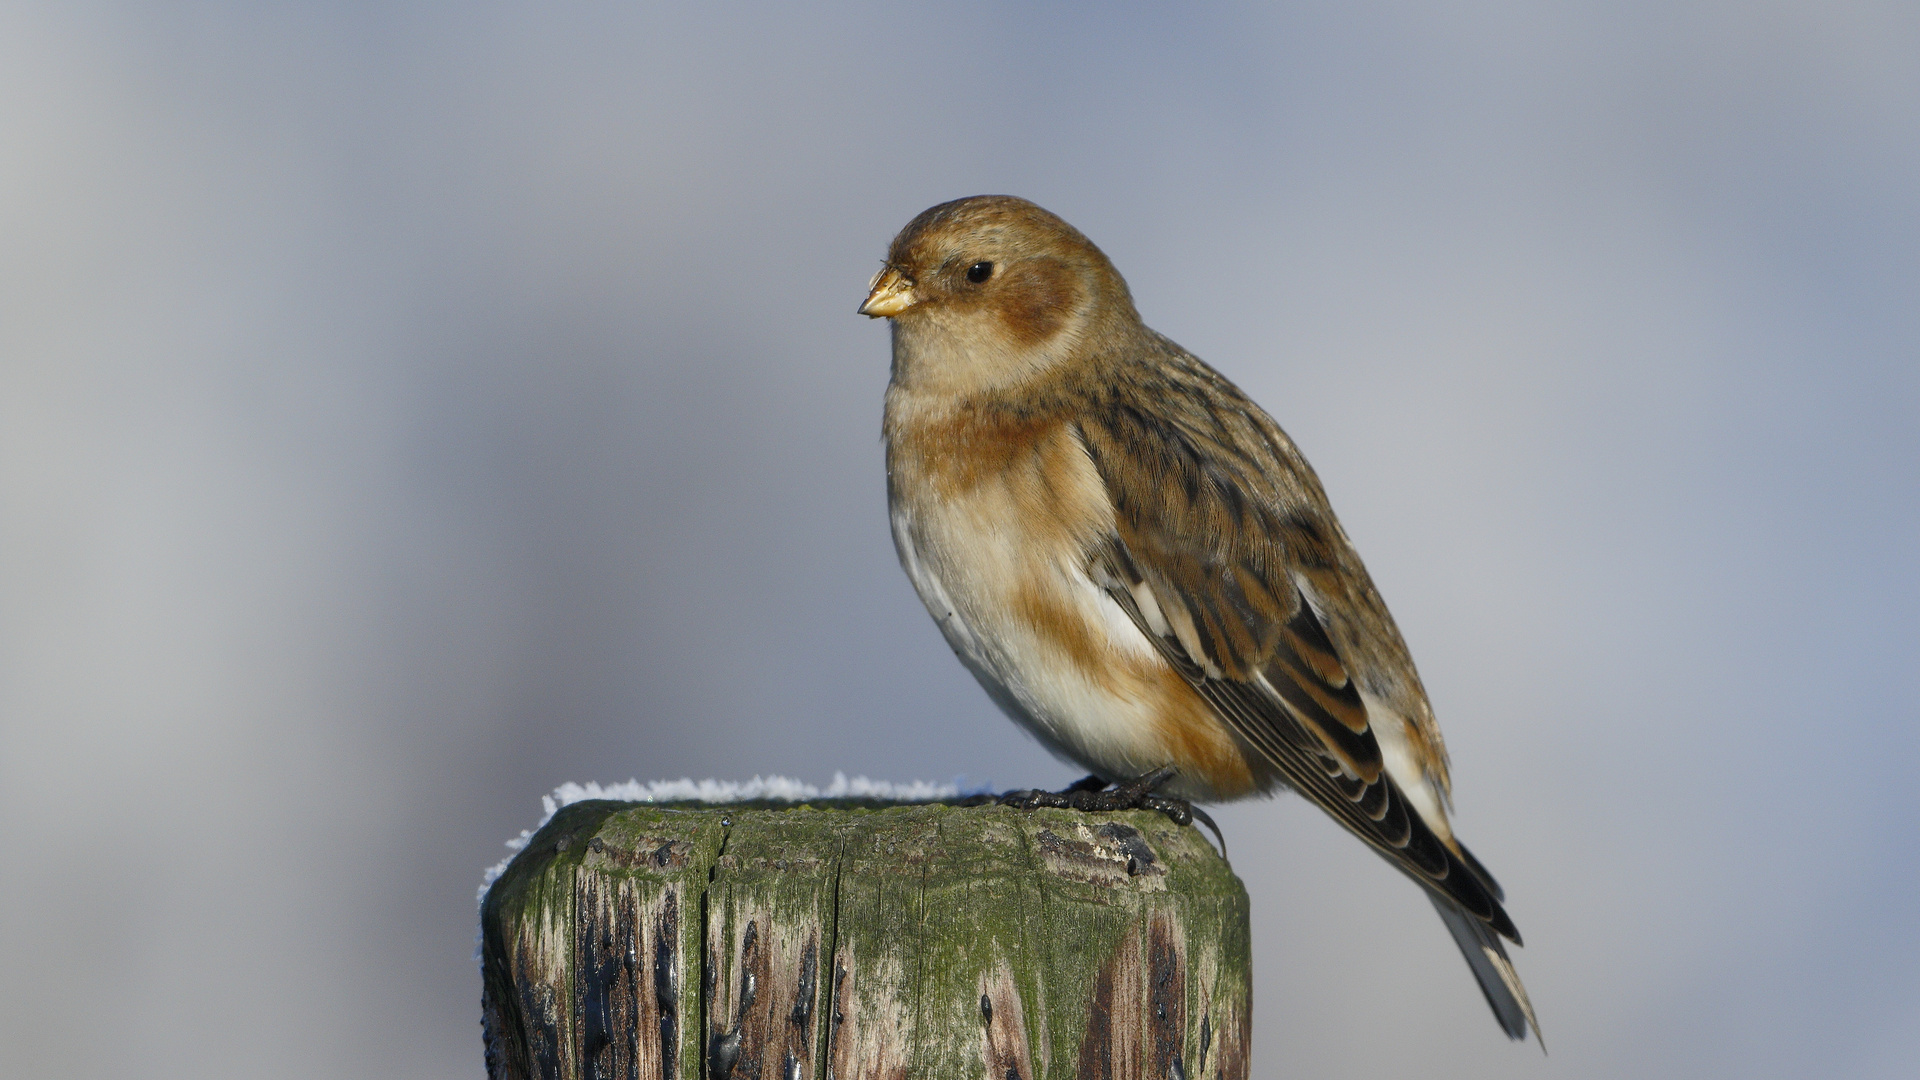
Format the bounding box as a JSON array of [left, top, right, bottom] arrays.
[[2, 2, 1916, 1076]]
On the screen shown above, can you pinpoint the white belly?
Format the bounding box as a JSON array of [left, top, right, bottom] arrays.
[[888, 495, 1179, 783]]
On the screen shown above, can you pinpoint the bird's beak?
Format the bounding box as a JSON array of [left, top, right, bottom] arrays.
[[859, 266, 918, 318]]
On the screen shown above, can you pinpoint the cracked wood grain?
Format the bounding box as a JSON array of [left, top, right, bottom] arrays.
[[481, 802, 1249, 1080]]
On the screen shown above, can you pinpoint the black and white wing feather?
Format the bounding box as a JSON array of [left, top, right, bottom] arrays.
[[1074, 342, 1541, 1042]]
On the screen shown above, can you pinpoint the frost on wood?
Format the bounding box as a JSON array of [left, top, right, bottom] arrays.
[[477, 776, 973, 907], [480, 801, 1251, 1080]]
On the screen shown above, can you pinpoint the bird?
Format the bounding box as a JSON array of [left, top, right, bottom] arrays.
[[860, 194, 1540, 1043]]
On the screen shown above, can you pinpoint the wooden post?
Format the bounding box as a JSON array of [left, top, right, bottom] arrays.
[[480, 800, 1251, 1080]]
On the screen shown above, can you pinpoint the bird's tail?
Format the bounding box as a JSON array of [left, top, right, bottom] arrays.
[[1429, 894, 1543, 1048]]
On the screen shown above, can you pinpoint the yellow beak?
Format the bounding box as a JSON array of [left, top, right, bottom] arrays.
[[858, 266, 918, 318]]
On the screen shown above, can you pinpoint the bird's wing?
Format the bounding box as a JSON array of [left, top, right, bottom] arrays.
[[1076, 376, 1541, 1040], [1071, 360, 1519, 944]]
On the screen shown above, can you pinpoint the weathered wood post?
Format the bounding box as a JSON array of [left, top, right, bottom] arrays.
[[481, 799, 1250, 1079]]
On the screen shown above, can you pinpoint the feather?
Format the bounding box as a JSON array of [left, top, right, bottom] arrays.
[[1430, 894, 1543, 1045], [1072, 341, 1538, 1033]]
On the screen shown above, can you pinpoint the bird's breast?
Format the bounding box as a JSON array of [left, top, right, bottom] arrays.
[[883, 393, 1258, 799]]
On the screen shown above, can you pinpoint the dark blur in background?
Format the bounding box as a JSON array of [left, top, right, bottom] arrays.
[[3, 4, 1916, 1077]]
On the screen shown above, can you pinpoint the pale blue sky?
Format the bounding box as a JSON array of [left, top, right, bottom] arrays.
[[3, 4, 1916, 1076]]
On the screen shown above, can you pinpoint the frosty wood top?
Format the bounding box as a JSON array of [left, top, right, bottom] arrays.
[[480, 800, 1251, 1080]]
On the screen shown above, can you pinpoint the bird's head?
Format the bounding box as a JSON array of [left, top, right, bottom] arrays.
[[861, 195, 1139, 392]]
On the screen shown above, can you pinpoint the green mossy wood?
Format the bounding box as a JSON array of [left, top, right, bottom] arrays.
[[481, 801, 1251, 1080]]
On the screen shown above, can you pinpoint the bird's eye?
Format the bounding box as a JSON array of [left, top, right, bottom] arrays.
[[966, 261, 994, 284]]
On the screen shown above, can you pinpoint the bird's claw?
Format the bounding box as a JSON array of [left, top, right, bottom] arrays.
[[982, 765, 1227, 857]]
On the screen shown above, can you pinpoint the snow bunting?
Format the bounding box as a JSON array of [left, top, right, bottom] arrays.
[[863, 195, 1539, 1042]]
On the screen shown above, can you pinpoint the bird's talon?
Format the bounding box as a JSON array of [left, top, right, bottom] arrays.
[[1141, 794, 1193, 827], [987, 766, 1205, 834]]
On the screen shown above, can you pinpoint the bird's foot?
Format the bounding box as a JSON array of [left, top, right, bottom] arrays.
[[996, 765, 1181, 815], [987, 767, 1227, 855]]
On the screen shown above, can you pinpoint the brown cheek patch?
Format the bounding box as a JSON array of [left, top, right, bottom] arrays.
[[995, 259, 1078, 347]]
